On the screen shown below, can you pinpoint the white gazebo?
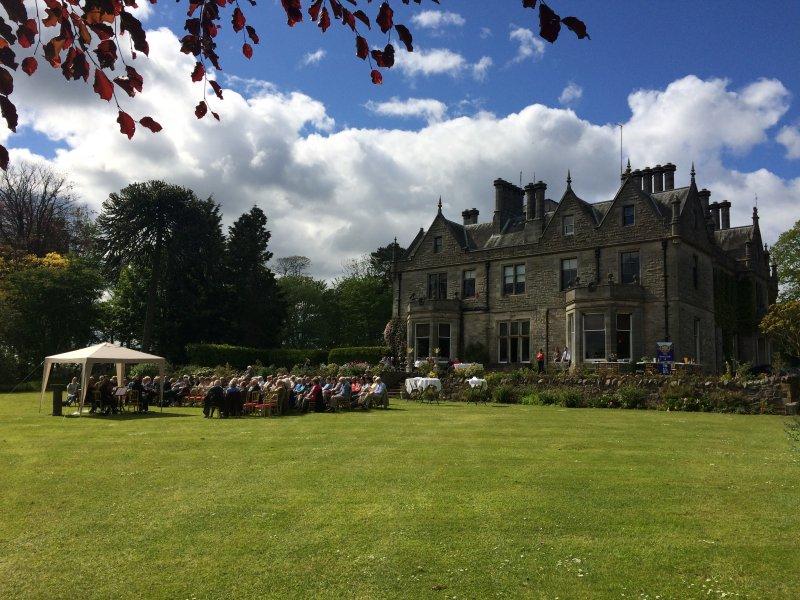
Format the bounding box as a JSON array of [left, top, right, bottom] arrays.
[[40, 343, 166, 415]]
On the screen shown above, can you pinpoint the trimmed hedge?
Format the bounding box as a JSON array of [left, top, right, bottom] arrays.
[[185, 344, 328, 369], [327, 346, 391, 365]]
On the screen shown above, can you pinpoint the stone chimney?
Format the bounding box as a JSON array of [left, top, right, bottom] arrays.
[[697, 189, 711, 218], [630, 169, 643, 190], [709, 201, 721, 230], [462, 208, 479, 226], [670, 195, 680, 237], [493, 179, 523, 228], [524, 184, 536, 220], [663, 163, 676, 190], [642, 167, 653, 193], [652, 165, 664, 193], [719, 200, 731, 230]]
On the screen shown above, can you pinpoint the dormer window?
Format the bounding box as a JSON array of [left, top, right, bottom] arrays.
[[433, 236, 443, 253], [623, 205, 635, 226], [563, 214, 575, 236]]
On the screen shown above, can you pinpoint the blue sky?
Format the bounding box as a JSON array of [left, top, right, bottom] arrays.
[[5, 0, 800, 277]]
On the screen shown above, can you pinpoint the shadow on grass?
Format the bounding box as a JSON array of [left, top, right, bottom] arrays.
[[67, 410, 194, 420]]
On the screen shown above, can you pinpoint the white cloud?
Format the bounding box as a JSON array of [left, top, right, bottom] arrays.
[[509, 26, 546, 63], [471, 57, 493, 82], [558, 82, 583, 106], [480, 27, 493, 39], [2, 31, 797, 279], [777, 125, 800, 159], [365, 98, 448, 124], [396, 47, 491, 82], [411, 10, 465, 29], [301, 49, 326, 66]]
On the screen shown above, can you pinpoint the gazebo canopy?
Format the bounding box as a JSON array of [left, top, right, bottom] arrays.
[[40, 343, 166, 415]]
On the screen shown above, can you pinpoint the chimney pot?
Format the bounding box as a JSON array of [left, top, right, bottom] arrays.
[[663, 163, 676, 190], [642, 168, 653, 193], [709, 201, 721, 230], [462, 208, 479, 226], [719, 200, 731, 230], [653, 165, 664, 193]]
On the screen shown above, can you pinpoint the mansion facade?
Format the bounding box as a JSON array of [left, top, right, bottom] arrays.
[[391, 163, 778, 372]]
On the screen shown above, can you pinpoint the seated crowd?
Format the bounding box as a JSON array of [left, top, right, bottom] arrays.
[[200, 373, 389, 418], [64, 368, 390, 417]]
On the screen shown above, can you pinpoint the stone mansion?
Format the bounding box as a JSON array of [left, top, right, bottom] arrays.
[[391, 162, 778, 372]]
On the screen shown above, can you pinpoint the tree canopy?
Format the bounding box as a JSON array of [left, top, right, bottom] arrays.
[[771, 218, 800, 301]]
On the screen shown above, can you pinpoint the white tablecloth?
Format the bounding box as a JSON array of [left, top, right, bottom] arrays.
[[467, 377, 487, 389], [405, 377, 442, 394]]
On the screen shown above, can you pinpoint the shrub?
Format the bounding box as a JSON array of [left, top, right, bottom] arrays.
[[735, 361, 754, 381], [706, 388, 751, 414], [586, 393, 617, 409], [186, 344, 328, 369], [171, 364, 213, 379], [485, 372, 510, 388], [338, 361, 370, 377], [492, 385, 517, 404], [559, 388, 584, 408], [616, 386, 648, 409], [537, 389, 560, 406], [465, 386, 490, 404], [456, 364, 485, 379], [129, 362, 164, 378], [328, 347, 391, 365]]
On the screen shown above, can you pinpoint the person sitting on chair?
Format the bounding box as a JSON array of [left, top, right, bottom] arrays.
[[203, 379, 225, 418], [224, 379, 243, 417], [329, 377, 351, 412], [129, 375, 145, 412], [305, 378, 324, 412], [364, 376, 389, 409], [66, 377, 79, 406]]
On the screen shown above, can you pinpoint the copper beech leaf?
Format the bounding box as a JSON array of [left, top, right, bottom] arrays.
[[117, 110, 135, 139], [191, 61, 204, 82], [195, 99, 207, 119], [376, 2, 393, 34], [139, 116, 162, 132], [0, 143, 8, 170], [242, 42, 253, 59], [0, 94, 18, 132], [395, 24, 413, 52], [561, 16, 589, 39], [370, 69, 382, 85], [21, 56, 36, 75], [209, 79, 223, 99], [539, 2, 561, 43], [93, 69, 113, 101], [232, 7, 245, 32]]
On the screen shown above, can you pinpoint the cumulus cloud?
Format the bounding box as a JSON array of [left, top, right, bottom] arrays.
[[509, 26, 546, 63], [558, 82, 583, 106], [301, 49, 326, 66], [2, 30, 797, 279], [777, 125, 800, 159], [396, 47, 491, 81], [411, 10, 465, 29], [365, 98, 448, 124]]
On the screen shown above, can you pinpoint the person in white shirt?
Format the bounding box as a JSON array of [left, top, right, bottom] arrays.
[[66, 377, 79, 406], [365, 376, 389, 409], [561, 347, 571, 365]]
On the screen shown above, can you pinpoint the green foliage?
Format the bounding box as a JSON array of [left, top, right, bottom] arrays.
[[760, 301, 800, 359], [185, 344, 327, 369], [771, 218, 800, 301], [278, 275, 336, 349], [328, 346, 390, 365], [559, 388, 584, 408], [537, 390, 560, 406], [128, 363, 164, 378], [222, 206, 285, 349], [383, 316, 407, 361], [331, 274, 392, 347], [492, 384, 517, 404], [0, 254, 103, 375], [735, 361, 754, 381], [338, 362, 370, 377], [616, 386, 648, 409]]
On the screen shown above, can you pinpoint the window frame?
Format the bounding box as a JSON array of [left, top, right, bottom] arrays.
[[427, 272, 448, 300], [502, 263, 526, 296], [562, 214, 575, 236], [438, 323, 451, 359], [433, 236, 443, 254], [616, 313, 632, 362], [622, 204, 635, 226], [498, 320, 531, 364], [583, 312, 606, 362], [462, 269, 476, 299], [415, 323, 430, 360], [561, 257, 578, 290], [620, 251, 640, 285]]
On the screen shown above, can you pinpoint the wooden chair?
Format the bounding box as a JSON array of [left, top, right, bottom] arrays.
[[256, 391, 278, 417], [127, 390, 141, 413], [243, 390, 261, 416]]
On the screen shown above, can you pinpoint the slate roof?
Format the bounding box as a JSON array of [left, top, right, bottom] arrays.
[[714, 225, 754, 261], [650, 186, 691, 218]]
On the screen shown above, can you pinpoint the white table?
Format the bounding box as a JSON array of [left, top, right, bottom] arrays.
[[467, 377, 487, 389], [405, 377, 443, 394]]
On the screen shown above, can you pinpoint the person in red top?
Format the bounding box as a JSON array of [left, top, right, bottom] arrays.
[[305, 377, 324, 412], [536, 348, 546, 373]]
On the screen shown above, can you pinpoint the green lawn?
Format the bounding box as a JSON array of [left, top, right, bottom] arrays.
[[0, 392, 798, 599]]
